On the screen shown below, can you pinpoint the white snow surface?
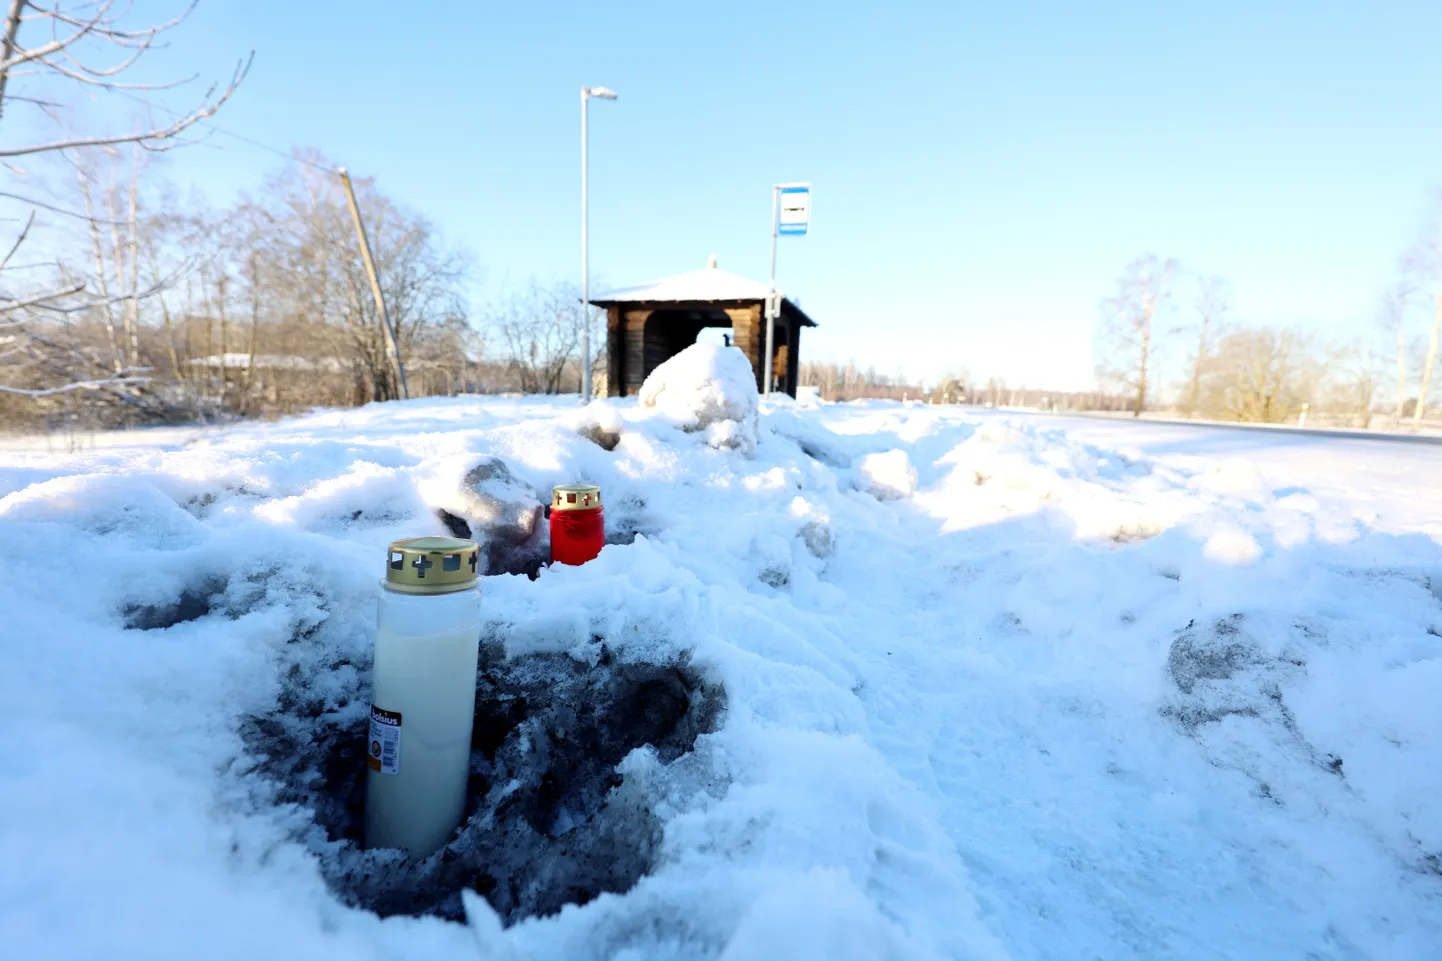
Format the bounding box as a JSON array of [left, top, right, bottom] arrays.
[[3, 398, 1442, 961], [856, 449, 919, 500], [593, 266, 778, 305], [639, 343, 759, 456]]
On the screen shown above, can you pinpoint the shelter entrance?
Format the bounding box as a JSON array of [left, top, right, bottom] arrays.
[[643, 308, 732, 374]]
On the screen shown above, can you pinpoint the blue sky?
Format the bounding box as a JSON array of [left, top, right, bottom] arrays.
[[115, 1, 1442, 389]]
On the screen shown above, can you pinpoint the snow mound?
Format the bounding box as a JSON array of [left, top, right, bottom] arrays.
[[639, 342, 759, 456], [4, 398, 1442, 961], [856, 449, 918, 500], [1203, 527, 1262, 566]]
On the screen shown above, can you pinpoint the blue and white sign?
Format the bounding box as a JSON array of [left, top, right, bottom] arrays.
[[777, 184, 811, 235]]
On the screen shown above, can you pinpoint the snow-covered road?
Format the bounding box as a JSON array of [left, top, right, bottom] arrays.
[[2, 393, 1439, 961], [996, 411, 1442, 533]]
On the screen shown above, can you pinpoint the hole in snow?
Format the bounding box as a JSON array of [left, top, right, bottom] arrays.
[[239, 645, 725, 924], [434, 508, 549, 580], [121, 578, 226, 630], [436, 509, 471, 539], [576, 422, 622, 452], [1109, 522, 1161, 544], [602, 493, 656, 548]]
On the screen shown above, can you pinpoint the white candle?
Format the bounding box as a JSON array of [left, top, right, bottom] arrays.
[[364, 537, 482, 858]]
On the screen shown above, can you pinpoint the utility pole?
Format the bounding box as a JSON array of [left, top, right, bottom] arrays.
[[338, 167, 409, 401]]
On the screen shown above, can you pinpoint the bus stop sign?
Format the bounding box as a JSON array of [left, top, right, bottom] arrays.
[[778, 185, 811, 235]]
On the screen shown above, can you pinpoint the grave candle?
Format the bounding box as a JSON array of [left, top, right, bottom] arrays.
[[550, 483, 605, 566], [364, 536, 482, 857]]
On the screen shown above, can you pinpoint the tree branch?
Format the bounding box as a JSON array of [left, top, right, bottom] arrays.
[[0, 52, 251, 157], [0, 281, 86, 317], [0, 205, 32, 268], [0, 0, 113, 76], [41, 0, 196, 45], [41, 51, 194, 89], [0, 189, 126, 223], [0, 374, 149, 397]]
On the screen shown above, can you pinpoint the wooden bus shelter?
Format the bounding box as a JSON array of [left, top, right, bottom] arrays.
[[590, 257, 817, 398]]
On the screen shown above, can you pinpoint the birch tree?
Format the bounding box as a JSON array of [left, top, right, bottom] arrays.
[[490, 281, 583, 394], [1413, 301, 1440, 425], [1332, 337, 1381, 428], [0, 0, 248, 403], [1095, 254, 1176, 416], [1184, 275, 1229, 416], [1375, 282, 1413, 420], [1404, 195, 1442, 426]]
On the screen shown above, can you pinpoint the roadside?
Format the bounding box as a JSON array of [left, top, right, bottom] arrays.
[[976, 405, 1442, 446]]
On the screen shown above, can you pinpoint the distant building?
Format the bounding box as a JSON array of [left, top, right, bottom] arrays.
[[188, 353, 343, 372], [589, 256, 817, 398]]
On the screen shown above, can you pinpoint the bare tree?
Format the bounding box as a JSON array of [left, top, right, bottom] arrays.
[[250, 157, 471, 403], [0, 1, 248, 406], [1331, 337, 1381, 428], [1195, 325, 1322, 423], [1183, 275, 1229, 416], [0, 1, 249, 155], [1, 146, 482, 430], [1095, 254, 1176, 416], [1376, 282, 1413, 421], [1414, 304, 1440, 425], [489, 281, 583, 394], [0, 143, 192, 423], [1404, 194, 1442, 426]]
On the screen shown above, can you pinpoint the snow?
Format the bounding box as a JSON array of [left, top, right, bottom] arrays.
[[855, 449, 918, 500], [638, 342, 759, 456], [1202, 527, 1263, 565], [592, 266, 778, 305], [3, 397, 1442, 961]]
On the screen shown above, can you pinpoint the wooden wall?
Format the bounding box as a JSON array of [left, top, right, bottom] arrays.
[[602, 300, 801, 398]]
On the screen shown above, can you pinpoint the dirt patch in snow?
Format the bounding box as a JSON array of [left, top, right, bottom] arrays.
[[240, 638, 725, 923]]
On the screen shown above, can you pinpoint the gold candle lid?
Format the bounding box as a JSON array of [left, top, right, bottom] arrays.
[[384, 536, 481, 594], [552, 483, 602, 512]]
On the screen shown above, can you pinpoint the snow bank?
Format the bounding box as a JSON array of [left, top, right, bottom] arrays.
[[639, 342, 759, 456], [2, 395, 1441, 961], [856, 449, 918, 500]]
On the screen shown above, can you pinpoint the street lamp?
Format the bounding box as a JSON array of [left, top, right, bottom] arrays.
[[581, 85, 618, 404]]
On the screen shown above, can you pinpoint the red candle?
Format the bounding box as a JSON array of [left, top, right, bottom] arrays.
[[550, 483, 604, 566]]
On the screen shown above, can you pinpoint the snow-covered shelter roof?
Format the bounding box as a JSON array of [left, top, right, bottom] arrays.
[[591, 261, 816, 326]]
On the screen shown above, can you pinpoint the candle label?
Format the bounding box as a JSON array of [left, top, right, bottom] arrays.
[[367, 706, 402, 775]]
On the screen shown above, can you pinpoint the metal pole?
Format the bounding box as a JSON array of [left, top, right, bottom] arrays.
[[763, 184, 780, 396], [580, 87, 591, 404], [338, 167, 409, 401]]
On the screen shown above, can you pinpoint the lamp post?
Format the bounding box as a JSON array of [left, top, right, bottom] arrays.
[[581, 85, 617, 404]]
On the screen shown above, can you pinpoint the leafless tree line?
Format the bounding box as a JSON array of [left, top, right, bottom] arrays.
[[0, 0, 250, 428], [799, 361, 927, 401], [0, 134, 606, 431], [483, 279, 603, 396], [0, 1, 608, 432], [799, 362, 1136, 413], [1093, 194, 1442, 429], [0, 143, 492, 430]]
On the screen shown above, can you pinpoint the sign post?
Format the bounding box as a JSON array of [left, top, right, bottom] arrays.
[[764, 182, 810, 396]]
